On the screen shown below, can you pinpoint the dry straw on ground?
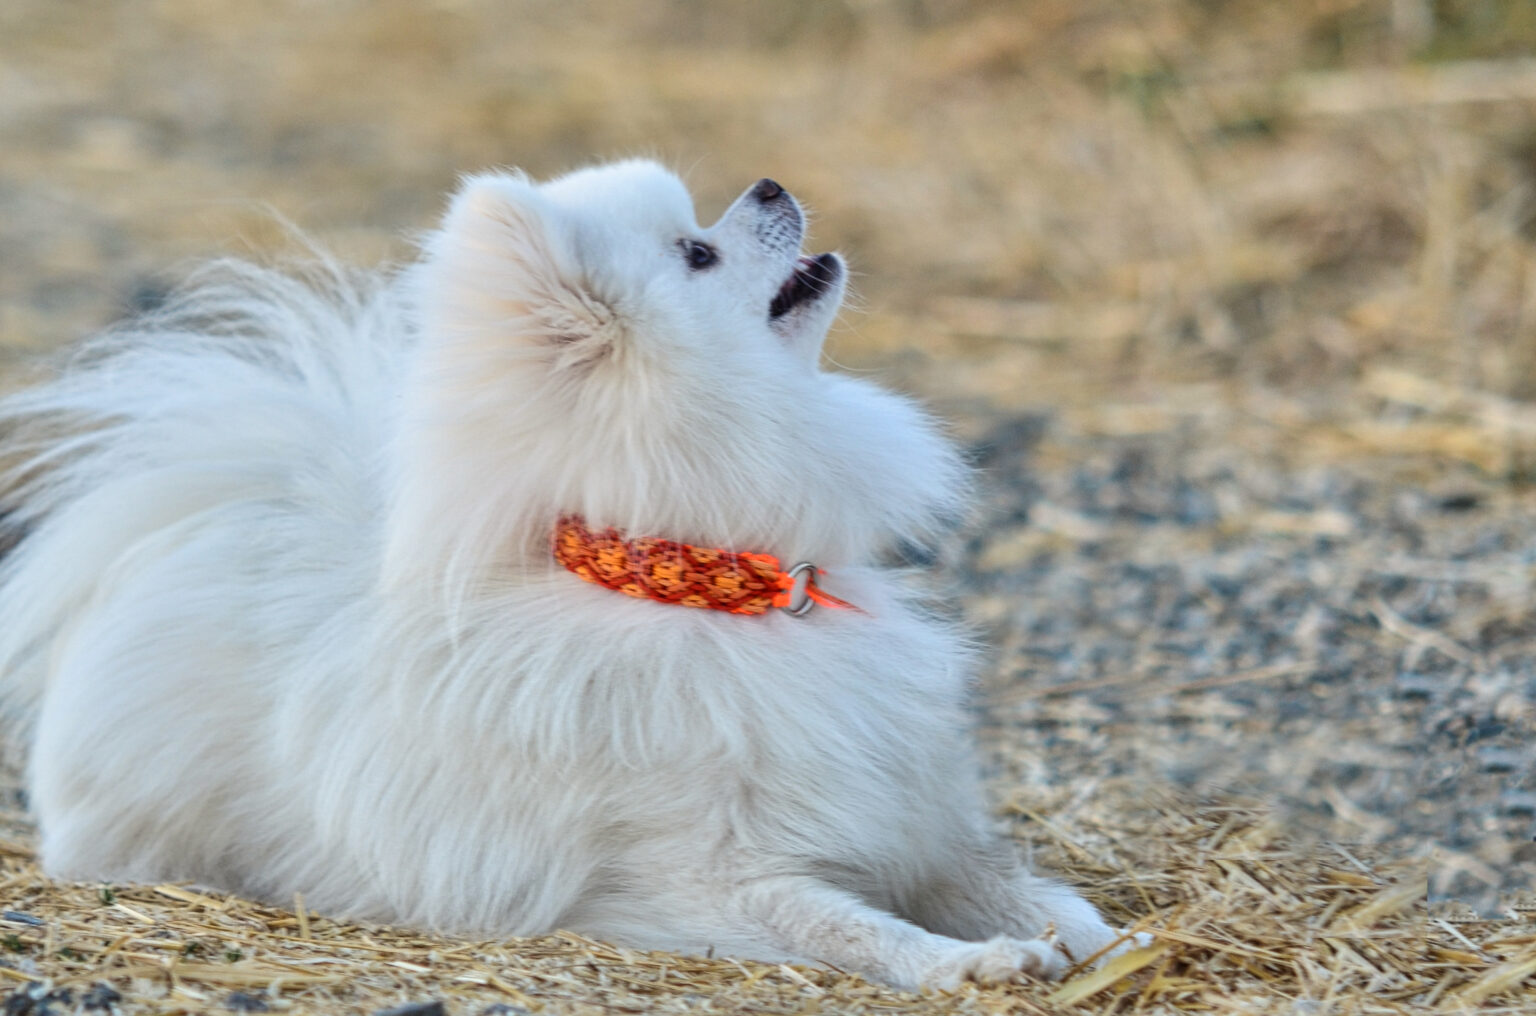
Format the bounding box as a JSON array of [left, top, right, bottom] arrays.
[[2, 0, 1536, 1012], [2, 794, 1526, 1015]]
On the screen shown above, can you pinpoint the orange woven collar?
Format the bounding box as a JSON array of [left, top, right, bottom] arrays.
[[553, 515, 858, 617]]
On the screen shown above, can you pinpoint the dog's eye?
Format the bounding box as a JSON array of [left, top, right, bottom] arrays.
[[678, 239, 719, 271]]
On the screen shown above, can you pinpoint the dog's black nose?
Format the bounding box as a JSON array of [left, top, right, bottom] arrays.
[[753, 178, 785, 202]]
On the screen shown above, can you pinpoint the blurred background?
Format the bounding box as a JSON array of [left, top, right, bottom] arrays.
[[3, 0, 1536, 398], [2, 1, 1534, 912]]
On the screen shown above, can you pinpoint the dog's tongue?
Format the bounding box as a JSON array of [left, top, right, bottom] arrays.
[[770, 254, 837, 320]]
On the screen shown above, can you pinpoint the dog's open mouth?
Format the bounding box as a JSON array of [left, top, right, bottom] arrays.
[[769, 254, 840, 320]]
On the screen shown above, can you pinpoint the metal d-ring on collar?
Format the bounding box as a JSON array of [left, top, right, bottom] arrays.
[[780, 561, 820, 617]]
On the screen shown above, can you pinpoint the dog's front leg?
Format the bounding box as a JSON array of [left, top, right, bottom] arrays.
[[903, 850, 1141, 966], [732, 874, 1068, 991]]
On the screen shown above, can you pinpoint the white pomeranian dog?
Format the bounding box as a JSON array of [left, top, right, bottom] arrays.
[[0, 161, 1136, 990]]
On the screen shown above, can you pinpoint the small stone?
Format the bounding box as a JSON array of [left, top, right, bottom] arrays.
[[1500, 791, 1536, 816], [224, 991, 270, 1012], [2, 987, 37, 1016], [1501, 889, 1536, 919], [373, 1004, 446, 1016], [1392, 672, 1440, 700], [2, 986, 73, 1016], [1437, 491, 1482, 512], [1429, 899, 1481, 922], [1476, 745, 1523, 773], [80, 983, 122, 1011]]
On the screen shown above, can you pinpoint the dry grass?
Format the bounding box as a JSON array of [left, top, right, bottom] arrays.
[[3, 793, 1525, 1015], [2, 0, 1535, 1011], [4, 0, 1536, 404]]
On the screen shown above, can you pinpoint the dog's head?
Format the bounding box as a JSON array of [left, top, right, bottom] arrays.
[[415, 160, 844, 379], [393, 160, 963, 587]]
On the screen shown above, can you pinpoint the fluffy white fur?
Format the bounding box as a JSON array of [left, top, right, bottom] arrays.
[[0, 161, 1135, 990]]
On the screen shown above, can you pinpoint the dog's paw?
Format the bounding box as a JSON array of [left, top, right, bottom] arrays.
[[921, 936, 1068, 990], [1089, 928, 1155, 968]]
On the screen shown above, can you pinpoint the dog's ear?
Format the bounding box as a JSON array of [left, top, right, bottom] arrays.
[[417, 172, 619, 356]]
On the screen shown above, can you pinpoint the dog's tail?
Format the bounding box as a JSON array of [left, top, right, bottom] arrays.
[[0, 415, 66, 728], [0, 253, 404, 729], [0, 398, 119, 725], [0, 418, 45, 565]]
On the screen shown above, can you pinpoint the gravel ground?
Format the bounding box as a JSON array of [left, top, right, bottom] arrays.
[[936, 387, 1536, 913]]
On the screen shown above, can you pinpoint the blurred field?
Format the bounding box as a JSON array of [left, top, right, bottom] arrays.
[[5, 0, 1535, 399], [3, 0, 1536, 1012]]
